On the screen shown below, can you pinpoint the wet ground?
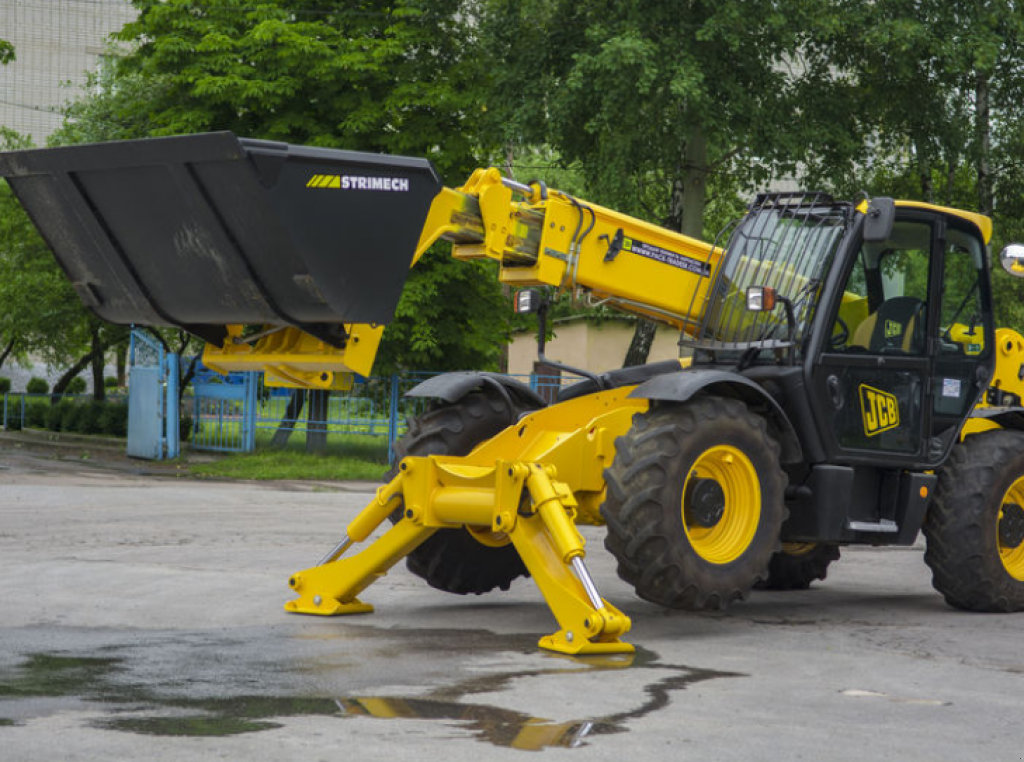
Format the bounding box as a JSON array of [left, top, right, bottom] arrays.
[[1, 445, 1022, 760]]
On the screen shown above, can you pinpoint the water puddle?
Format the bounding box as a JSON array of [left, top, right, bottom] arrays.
[[0, 646, 739, 750]]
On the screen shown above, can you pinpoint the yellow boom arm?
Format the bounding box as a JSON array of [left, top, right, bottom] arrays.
[[203, 168, 719, 388]]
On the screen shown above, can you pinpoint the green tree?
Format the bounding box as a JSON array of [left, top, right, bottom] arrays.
[[0, 130, 98, 382], [481, 0, 818, 364], [804, 0, 1024, 331]]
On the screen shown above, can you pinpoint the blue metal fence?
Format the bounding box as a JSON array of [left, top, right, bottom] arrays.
[[2, 364, 580, 462]]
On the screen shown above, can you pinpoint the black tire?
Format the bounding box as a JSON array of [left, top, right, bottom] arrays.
[[755, 544, 840, 591], [601, 396, 787, 610], [389, 389, 536, 595], [923, 430, 1024, 612]]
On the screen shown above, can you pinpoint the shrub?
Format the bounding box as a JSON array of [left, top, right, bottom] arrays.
[[179, 413, 193, 442], [46, 402, 70, 432], [66, 377, 87, 395], [101, 403, 128, 437], [25, 401, 48, 428], [0, 377, 10, 395], [78, 401, 107, 435], [60, 403, 83, 433], [26, 377, 49, 394], [104, 376, 119, 389], [4, 401, 22, 430]]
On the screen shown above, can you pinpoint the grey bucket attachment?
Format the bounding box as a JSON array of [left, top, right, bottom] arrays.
[[0, 132, 443, 347]]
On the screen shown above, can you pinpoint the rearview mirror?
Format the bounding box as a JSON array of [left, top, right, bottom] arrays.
[[863, 197, 895, 243], [999, 244, 1024, 278]]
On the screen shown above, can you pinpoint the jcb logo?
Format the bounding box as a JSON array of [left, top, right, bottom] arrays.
[[860, 384, 900, 436], [884, 319, 903, 339]]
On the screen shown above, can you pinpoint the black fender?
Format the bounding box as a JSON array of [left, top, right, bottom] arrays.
[[968, 406, 1024, 431], [630, 369, 803, 464], [405, 371, 547, 417]]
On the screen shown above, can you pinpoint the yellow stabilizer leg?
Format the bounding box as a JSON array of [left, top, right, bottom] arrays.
[[286, 518, 437, 616], [511, 464, 634, 655]]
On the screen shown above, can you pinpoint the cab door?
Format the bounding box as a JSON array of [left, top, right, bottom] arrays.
[[812, 214, 935, 465], [810, 211, 993, 467]]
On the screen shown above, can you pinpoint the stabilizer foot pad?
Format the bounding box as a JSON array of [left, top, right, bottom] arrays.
[[285, 598, 374, 616], [539, 631, 635, 656]]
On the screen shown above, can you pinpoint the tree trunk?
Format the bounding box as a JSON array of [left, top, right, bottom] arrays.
[[179, 355, 200, 403], [976, 72, 993, 217], [0, 336, 15, 373], [623, 320, 658, 367], [90, 325, 105, 401], [915, 136, 934, 204], [51, 354, 94, 403], [270, 388, 306, 448], [116, 342, 127, 387], [623, 124, 708, 368], [306, 389, 329, 454]]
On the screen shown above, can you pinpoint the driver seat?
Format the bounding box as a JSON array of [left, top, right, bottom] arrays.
[[852, 296, 925, 353]]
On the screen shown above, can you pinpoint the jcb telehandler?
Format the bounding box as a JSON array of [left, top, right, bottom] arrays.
[[4, 132, 1024, 655]]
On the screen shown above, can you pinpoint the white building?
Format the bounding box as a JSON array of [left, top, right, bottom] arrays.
[[0, 0, 135, 145]]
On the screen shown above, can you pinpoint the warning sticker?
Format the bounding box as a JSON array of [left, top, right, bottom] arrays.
[[622, 236, 712, 276]]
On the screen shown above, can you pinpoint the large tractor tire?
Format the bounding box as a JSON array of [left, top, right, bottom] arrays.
[[389, 389, 536, 595], [601, 396, 787, 610], [923, 430, 1024, 612], [755, 544, 840, 591]]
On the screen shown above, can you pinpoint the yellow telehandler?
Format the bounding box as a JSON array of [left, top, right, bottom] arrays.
[[4, 132, 1024, 655]]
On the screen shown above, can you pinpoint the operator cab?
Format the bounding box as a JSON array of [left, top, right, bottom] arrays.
[[686, 193, 996, 473]]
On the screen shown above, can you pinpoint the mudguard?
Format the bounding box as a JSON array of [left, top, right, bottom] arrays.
[[406, 371, 547, 410], [630, 369, 803, 463]]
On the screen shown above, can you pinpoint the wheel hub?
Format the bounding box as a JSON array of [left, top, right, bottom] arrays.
[[684, 477, 726, 528], [999, 502, 1024, 550]]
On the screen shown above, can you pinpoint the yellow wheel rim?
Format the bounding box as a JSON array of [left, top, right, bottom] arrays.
[[998, 477, 1024, 581], [680, 445, 761, 565]]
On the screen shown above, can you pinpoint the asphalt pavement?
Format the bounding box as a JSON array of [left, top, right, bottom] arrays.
[[0, 445, 1021, 761]]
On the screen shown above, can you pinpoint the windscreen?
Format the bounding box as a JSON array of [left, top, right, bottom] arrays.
[[689, 193, 849, 352]]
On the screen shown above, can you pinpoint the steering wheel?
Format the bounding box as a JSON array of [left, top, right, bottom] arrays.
[[829, 316, 849, 350]]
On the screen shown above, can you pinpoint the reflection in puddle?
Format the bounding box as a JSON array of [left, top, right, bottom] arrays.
[[0, 648, 739, 750]]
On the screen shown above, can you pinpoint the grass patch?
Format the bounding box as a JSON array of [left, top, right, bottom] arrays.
[[189, 448, 389, 482]]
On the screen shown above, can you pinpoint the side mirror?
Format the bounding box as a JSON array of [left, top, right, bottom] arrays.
[[999, 244, 1024, 278], [863, 197, 895, 243]]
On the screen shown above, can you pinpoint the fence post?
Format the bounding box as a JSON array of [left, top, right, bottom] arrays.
[[387, 373, 401, 465], [243, 372, 258, 452], [165, 353, 180, 459]]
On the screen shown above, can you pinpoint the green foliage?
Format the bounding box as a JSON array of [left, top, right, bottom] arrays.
[[114, 0, 492, 179], [481, 0, 812, 237], [0, 377, 10, 394], [26, 377, 48, 394], [376, 248, 512, 373], [78, 402, 108, 435], [0, 132, 92, 374], [180, 413, 193, 442], [100, 403, 129, 438], [45, 402, 69, 432], [25, 402, 48, 428], [0, 39, 13, 66], [60, 403, 83, 432], [104, 376, 119, 389], [65, 377, 87, 395]]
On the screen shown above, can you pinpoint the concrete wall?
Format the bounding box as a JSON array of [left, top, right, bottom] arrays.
[[508, 318, 682, 376]]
